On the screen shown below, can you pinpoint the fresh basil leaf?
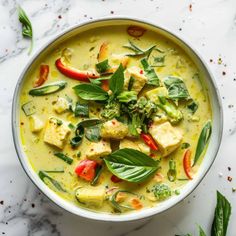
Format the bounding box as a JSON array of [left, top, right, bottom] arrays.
[[193, 121, 212, 166], [164, 76, 190, 101], [38, 171, 66, 192], [109, 64, 125, 95], [89, 76, 110, 86], [74, 102, 89, 117], [141, 58, 160, 86], [96, 59, 110, 73], [117, 91, 137, 103], [187, 101, 198, 114], [85, 125, 101, 142], [18, 6, 33, 54], [54, 152, 73, 165], [211, 191, 231, 236], [73, 83, 109, 101], [199, 226, 207, 236], [104, 148, 159, 183]]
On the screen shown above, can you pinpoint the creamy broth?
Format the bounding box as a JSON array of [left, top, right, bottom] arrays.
[[19, 25, 211, 214]]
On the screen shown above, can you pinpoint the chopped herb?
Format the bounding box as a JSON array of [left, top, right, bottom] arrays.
[[181, 142, 190, 149], [96, 59, 111, 73], [187, 101, 198, 114], [76, 151, 81, 158], [128, 76, 135, 91], [54, 152, 73, 165], [68, 123, 75, 130], [89, 46, 95, 51]]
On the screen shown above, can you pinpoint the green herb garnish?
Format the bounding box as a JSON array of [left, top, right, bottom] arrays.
[[54, 152, 73, 165]]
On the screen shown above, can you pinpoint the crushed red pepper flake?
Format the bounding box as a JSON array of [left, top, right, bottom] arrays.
[[222, 71, 226, 76], [227, 176, 232, 182], [189, 4, 192, 12]]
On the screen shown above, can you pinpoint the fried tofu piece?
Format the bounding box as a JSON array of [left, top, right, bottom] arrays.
[[100, 119, 129, 140], [44, 117, 70, 149], [53, 97, 69, 114], [149, 121, 182, 156], [29, 115, 44, 133], [83, 139, 112, 160], [124, 66, 147, 93]]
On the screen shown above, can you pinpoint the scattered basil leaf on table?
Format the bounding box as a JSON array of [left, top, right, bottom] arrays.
[[73, 83, 109, 101], [164, 76, 190, 101], [18, 6, 33, 54], [109, 64, 125, 95], [211, 191, 231, 236], [141, 58, 160, 86], [104, 148, 159, 183], [38, 171, 66, 192], [193, 121, 212, 166]]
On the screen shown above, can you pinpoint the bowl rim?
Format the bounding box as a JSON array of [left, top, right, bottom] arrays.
[[12, 16, 223, 222]]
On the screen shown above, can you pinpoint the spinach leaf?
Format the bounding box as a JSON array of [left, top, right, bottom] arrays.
[[187, 101, 198, 114], [38, 171, 66, 192], [109, 64, 125, 95], [141, 58, 160, 86], [18, 6, 33, 54], [85, 125, 101, 142], [199, 226, 207, 236], [211, 191, 231, 236], [73, 83, 109, 101], [164, 76, 190, 101], [193, 121, 212, 166], [54, 152, 73, 165], [96, 59, 110, 73], [104, 148, 159, 183], [74, 102, 89, 117]]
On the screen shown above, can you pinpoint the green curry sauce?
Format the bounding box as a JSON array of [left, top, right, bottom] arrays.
[[19, 25, 212, 214]]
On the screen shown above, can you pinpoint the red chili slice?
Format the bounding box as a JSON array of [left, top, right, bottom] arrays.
[[127, 26, 146, 38], [140, 133, 159, 151], [34, 64, 49, 87], [55, 58, 99, 81], [75, 159, 98, 182], [183, 149, 193, 180], [111, 175, 123, 183]]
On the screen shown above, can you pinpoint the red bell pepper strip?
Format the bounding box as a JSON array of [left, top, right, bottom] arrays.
[[55, 58, 99, 81], [34, 64, 49, 88], [111, 175, 123, 183], [75, 159, 97, 182], [183, 149, 193, 180], [140, 133, 159, 151]]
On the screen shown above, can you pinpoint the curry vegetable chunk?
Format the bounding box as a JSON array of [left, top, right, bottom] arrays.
[[19, 24, 212, 214]]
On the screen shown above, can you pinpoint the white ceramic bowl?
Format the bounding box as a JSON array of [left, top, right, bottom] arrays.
[[12, 17, 223, 222]]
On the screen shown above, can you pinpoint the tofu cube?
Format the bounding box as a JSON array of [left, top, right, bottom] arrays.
[[124, 66, 147, 93], [100, 119, 129, 139], [145, 87, 168, 103], [44, 117, 70, 149], [29, 115, 44, 133], [53, 97, 69, 114], [83, 139, 112, 160], [149, 121, 183, 156], [120, 138, 150, 155]]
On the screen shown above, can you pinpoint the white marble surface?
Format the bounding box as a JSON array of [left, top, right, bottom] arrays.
[[0, 0, 235, 235]]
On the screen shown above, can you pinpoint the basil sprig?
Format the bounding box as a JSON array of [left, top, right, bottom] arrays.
[[109, 64, 125, 95], [73, 83, 109, 101], [193, 121, 212, 166], [104, 148, 159, 183], [211, 191, 231, 236], [18, 6, 33, 54], [96, 59, 110, 73], [164, 76, 190, 101]]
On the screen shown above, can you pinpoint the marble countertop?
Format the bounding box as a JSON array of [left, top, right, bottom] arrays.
[[0, 0, 235, 235]]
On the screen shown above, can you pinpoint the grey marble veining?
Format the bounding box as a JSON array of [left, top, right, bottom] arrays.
[[0, 0, 236, 235]]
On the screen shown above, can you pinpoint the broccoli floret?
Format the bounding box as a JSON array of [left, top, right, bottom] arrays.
[[151, 184, 172, 200], [101, 99, 120, 120], [157, 96, 183, 124], [117, 91, 137, 103]]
